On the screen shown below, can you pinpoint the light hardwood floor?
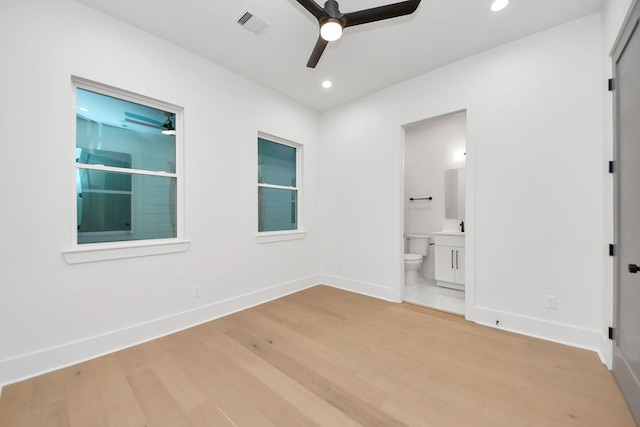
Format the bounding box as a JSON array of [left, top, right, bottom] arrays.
[[0, 285, 635, 426]]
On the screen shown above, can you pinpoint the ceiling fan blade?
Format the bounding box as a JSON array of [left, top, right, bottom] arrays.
[[124, 118, 164, 129], [307, 36, 329, 68], [124, 111, 164, 126], [344, 0, 421, 28], [296, 0, 325, 20]]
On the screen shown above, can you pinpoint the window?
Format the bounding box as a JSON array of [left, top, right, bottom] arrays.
[[64, 78, 188, 263], [76, 148, 132, 237], [257, 134, 304, 241]]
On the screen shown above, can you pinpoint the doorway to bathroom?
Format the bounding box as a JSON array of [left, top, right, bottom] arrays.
[[403, 110, 467, 315]]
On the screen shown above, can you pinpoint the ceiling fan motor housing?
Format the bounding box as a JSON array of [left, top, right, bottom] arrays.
[[323, 0, 344, 21]]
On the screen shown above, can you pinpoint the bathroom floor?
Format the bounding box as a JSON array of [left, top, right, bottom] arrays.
[[404, 278, 465, 315]]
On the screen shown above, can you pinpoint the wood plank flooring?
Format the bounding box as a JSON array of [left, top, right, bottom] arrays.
[[0, 285, 635, 426]]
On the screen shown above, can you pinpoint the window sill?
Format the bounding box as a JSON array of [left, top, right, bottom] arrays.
[[256, 230, 307, 244], [62, 239, 190, 264]]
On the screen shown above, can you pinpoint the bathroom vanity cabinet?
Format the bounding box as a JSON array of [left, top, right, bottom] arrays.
[[433, 232, 465, 290]]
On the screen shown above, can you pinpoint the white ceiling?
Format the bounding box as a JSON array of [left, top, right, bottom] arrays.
[[74, 0, 604, 112]]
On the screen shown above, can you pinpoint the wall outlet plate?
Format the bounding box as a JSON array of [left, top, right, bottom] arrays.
[[193, 286, 202, 298], [545, 294, 557, 309]]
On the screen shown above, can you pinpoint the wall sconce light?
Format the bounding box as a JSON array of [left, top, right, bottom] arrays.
[[453, 148, 466, 162]]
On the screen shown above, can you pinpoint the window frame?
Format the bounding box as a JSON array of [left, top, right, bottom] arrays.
[[63, 77, 189, 264], [256, 132, 306, 243]]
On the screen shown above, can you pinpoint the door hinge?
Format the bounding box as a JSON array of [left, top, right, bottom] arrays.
[[609, 160, 615, 173], [609, 244, 615, 256], [609, 326, 614, 340], [608, 78, 615, 91]]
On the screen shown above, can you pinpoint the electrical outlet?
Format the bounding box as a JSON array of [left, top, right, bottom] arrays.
[[193, 286, 202, 298], [545, 294, 557, 309]]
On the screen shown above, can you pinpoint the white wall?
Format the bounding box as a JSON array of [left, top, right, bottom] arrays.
[[0, 0, 321, 387], [319, 14, 608, 356], [1, 0, 632, 389]]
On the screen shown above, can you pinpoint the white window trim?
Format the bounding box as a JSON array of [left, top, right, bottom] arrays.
[[257, 132, 305, 243], [256, 230, 307, 244], [65, 76, 188, 263], [63, 239, 190, 264]]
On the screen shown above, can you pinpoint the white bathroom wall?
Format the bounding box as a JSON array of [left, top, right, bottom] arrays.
[[404, 111, 467, 282], [319, 14, 608, 357], [0, 0, 321, 387], [404, 111, 467, 237]]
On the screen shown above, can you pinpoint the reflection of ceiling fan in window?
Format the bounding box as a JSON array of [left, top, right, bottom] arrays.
[[124, 111, 175, 135]]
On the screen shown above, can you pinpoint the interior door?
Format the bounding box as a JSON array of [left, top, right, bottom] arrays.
[[613, 2, 640, 424]]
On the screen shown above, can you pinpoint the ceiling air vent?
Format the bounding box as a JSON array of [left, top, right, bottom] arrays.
[[235, 8, 271, 36]]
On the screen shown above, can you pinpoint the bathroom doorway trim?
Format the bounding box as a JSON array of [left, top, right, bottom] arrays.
[[399, 106, 477, 322]]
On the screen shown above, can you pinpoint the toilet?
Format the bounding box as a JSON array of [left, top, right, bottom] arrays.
[[404, 234, 430, 285]]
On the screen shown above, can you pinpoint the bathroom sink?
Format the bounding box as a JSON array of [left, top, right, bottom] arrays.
[[432, 231, 465, 251]]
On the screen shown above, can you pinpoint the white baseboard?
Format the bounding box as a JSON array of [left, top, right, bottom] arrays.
[[1, 278, 612, 396], [0, 275, 320, 392], [316, 274, 401, 303], [474, 306, 607, 361], [597, 331, 613, 369]]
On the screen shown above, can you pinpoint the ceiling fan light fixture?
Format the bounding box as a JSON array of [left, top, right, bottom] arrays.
[[490, 0, 509, 12], [162, 115, 176, 135], [320, 19, 343, 41]]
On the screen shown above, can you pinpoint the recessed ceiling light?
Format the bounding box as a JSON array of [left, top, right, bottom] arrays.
[[491, 0, 509, 12], [322, 80, 332, 89]]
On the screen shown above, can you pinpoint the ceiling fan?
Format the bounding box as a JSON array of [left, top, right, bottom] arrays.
[[296, 0, 422, 68], [124, 111, 176, 135]]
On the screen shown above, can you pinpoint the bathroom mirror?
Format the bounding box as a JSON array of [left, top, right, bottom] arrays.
[[444, 168, 465, 219]]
